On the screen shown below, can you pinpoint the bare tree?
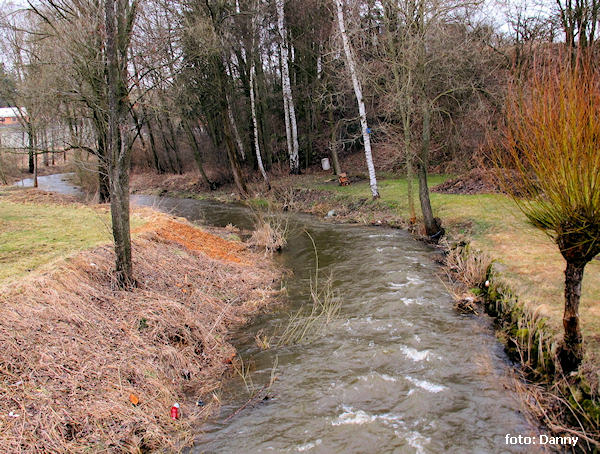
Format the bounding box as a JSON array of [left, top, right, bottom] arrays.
[[334, 0, 379, 198], [277, 0, 300, 174], [104, 0, 139, 285]]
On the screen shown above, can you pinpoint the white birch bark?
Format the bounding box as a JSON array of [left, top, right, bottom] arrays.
[[317, 51, 322, 80], [283, 87, 292, 159], [334, 0, 379, 198], [276, 0, 300, 173], [250, 62, 270, 189]]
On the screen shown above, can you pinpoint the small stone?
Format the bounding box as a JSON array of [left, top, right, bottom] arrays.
[[326, 210, 336, 218]]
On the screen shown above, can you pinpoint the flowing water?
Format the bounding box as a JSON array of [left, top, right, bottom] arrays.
[[22, 175, 538, 453], [13, 172, 84, 196]]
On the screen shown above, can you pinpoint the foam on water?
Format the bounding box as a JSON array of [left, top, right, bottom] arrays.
[[358, 372, 398, 383], [388, 276, 425, 290], [400, 430, 431, 454], [296, 439, 322, 452], [332, 406, 403, 427], [405, 375, 447, 393], [400, 297, 424, 306], [400, 346, 431, 361]]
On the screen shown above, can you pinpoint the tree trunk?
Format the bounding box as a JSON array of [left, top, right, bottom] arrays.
[[417, 104, 443, 242], [250, 62, 270, 189], [559, 260, 586, 372], [105, 0, 133, 286], [304, 100, 313, 170], [183, 120, 214, 190], [223, 114, 249, 198], [403, 109, 416, 222], [144, 112, 163, 173], [97, 135, 111, 203], [33, 152, 38, 188], [42, 129, 49, 166], [276, 0, 300, 174], [226, 93, 246, 161], [109, 128, 133, 286], [28, 124, 34, 174], [255, 56, 272, 169], [0, 152, 7, 185], [334, 0, 379, 198], [165, 117, 184, 174], [328, 110, 342, 175]]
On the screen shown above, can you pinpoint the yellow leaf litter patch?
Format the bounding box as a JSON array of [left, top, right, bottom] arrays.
[[134, 212, 249, 265]]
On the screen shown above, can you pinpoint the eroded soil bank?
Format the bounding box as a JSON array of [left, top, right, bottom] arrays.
[[0, 190, 281, 452]]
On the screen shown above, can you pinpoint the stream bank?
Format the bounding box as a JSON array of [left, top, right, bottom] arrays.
[[0, 187, 281, 452], [131, 170, 600, 451]]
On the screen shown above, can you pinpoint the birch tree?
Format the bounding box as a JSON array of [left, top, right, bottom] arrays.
[[334, 0, 379, 198], [276, 0, 300, 174], [248, 1, 269, 188], [250, 62, 270, 189]]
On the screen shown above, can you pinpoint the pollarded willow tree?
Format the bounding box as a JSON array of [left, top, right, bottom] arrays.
[[500, 60, 600, 372]]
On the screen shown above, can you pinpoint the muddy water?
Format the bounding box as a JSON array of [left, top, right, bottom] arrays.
[[129, 195, 536, 454], [26, 175, 536, 453]]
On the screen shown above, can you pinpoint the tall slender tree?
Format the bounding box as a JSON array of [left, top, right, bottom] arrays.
[[276, 0, 300, 174], [104, 0, 139, 285], [334, 0, 379, 198]]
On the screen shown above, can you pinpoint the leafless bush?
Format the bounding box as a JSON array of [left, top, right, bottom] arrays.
[[444, 242, 492, 289], [249, 208, 289, 254]]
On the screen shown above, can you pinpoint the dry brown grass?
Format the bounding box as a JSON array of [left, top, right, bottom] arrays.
[[443, 242, 492, 289], [248, 209, 289, 254], [0, 216, 280, 452], [0, 187, 80, 205]]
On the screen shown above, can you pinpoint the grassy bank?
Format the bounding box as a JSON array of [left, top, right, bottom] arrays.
[[0, 188, 280, 452], [0, 188, 122, 283]]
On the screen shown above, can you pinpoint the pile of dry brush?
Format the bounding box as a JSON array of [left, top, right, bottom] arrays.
[[0, 218, 280, 452]]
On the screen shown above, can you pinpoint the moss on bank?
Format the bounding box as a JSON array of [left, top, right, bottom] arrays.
[[447, 243, 599, 450]]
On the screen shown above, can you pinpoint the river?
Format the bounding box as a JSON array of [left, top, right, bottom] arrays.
[[18, 174, 538, 453]]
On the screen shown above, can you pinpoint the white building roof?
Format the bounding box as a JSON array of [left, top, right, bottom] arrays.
[[0, 107, 26, 118]]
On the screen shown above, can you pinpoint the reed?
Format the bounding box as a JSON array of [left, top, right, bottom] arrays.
[[276, 232, 341, 347]]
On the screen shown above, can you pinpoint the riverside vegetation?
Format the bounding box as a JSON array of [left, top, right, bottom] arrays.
[[131, 165, 600, 449], [0, 187, 281, 451]]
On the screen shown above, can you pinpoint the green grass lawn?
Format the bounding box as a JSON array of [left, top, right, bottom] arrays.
[[0, 191, 145, 284], [307, 174, 600, 352], [0, 199, 112, 283]]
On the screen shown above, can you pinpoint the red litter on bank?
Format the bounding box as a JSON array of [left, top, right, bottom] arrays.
[[170, 403, 180, 420]]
